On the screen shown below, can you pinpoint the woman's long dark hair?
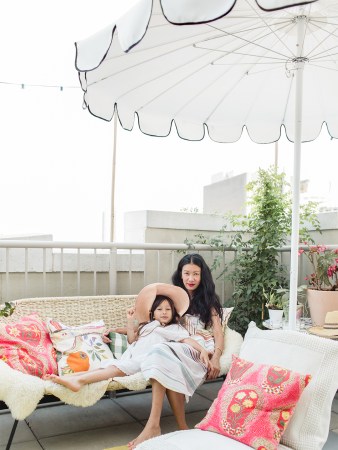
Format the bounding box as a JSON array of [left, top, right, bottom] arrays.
[[172, 253, 223, 328], [137, 295, 179, 335]]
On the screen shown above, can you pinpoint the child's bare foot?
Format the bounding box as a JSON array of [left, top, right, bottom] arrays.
[[128, 425, 161, 449], [43, 373, 83, 392]]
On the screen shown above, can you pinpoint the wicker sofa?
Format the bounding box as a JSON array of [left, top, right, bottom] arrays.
[[0, 294, 243, 449]]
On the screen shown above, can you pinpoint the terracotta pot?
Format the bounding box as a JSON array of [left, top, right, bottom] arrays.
[[307, 289, 338, 326]]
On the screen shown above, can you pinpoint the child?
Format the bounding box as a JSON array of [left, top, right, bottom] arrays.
[[43, 286, 211, 392]]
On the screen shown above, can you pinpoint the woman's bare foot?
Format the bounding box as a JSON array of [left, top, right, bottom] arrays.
[[42, 373, 83, 392], [128, 425, 161, 449]]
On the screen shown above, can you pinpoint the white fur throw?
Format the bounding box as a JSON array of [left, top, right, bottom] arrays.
[[0, 360, 110, 420], [219, 326, 243, 375]]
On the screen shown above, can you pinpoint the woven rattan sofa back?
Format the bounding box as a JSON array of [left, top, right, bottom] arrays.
[[0, 295, 137, 329]]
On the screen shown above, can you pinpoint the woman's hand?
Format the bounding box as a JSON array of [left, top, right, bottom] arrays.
[[127, 306, 136, 320], [207, 354, 221, 379], [102, 332, 111, 344], [102, 325, 128, 343], [102, 328, 113, 343], [199, 349, 211, 368]]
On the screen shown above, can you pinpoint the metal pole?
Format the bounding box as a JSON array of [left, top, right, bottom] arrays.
[[274, 141, 278, 171], [110, 113, 118, 242], [288, 15, 306, 330]]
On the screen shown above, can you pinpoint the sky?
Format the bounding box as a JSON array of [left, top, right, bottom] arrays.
[[1, 1, 338, 242]]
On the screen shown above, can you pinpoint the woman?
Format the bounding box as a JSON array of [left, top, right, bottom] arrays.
[[172, 253, 224, 378], [129, 253, 223, 449]]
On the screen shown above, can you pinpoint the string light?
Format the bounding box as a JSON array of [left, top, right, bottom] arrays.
[[0, 80, 80, 90]]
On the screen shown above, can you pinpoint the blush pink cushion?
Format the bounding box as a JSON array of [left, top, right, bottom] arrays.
[[195, 355, 311, 450], [0, 313, 57, 377]]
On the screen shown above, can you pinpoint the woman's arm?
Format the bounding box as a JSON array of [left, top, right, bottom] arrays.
[[126, 307, 138, 344], [208, 308, 224, 379], [181, 337, 211, 368]]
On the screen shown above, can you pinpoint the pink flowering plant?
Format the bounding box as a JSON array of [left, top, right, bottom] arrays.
[[299, 244, 338, 291]]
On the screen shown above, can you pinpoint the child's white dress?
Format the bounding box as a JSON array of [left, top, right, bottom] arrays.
[[102, 320, 208, 398]]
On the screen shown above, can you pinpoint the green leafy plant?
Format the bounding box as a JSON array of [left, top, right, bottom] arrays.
[[263, 289, 284, 310], [224, 168, 292, 334], [0, 302, 15, 317], [183, 167, 320, 336], [276, 286, 308, 320]]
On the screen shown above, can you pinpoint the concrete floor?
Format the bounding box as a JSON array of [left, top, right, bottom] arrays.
[[1, 380, 337, 450]]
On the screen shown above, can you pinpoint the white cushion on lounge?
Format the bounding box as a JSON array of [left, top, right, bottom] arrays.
[[136, 322, 338, 450], [239, 322, 338, 450], [136, 429, 292, 449]]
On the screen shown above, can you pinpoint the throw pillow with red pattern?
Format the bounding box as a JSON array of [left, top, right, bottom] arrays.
[[195, 354, 311, 450], [0, 313, 57, 377]]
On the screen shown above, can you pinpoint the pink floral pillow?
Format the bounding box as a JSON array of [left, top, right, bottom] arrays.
[[0, 313, 57, 377], [195, 355, 311, 450]]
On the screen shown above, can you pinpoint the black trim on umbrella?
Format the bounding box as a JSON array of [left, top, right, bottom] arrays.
[[75, 0, 317, 72], [160, 0, 237, 26], [256, 0, 318, 13], [160, 0, 316, 25], [85, 100, 335, 145]]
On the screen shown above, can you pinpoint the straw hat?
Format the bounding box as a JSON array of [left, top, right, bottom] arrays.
[[134, 283, 190, 323], [308, 311, 338, 339]]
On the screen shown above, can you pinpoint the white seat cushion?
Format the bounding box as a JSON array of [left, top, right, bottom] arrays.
[[135, 429, 293, 449], [136, 322, 338, 450], [239, 322, 338, 450]]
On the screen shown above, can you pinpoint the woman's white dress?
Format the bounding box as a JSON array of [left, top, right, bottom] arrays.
[[102, 319, 209, 398], [140, 315, 210, 398]]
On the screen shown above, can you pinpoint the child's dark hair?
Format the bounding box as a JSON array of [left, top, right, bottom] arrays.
[[172, 253, 223, 328], [138, 295, 179, 335]]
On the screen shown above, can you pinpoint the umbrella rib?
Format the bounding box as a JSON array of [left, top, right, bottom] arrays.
[[205, 22, 293, 61], [244, 0, 297, 58], [91, 20, 292, 88], [104, 23, 222, 61], [205, 46, 292, 125], [133, 56, 236, 113], [87, 32, 223, 87], [214, 61, 285, 65], [308, 61, 338, 72], [196, 18, 289, 44], [195, 45, 288, 62], [306, 19, 338, 59], [311, 51, 338, 61], [118, 23, 290, 119]]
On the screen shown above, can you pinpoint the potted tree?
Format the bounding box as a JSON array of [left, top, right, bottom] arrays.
[[299, 244, 338, 326]]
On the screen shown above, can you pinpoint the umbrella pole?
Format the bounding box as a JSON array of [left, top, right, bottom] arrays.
[[288, 16, 306, 330], [110, 113, 118, 242]]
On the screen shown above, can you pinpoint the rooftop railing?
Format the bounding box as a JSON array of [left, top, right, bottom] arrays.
[[0, 240, 229, 301], [1, 239, 336, 303]]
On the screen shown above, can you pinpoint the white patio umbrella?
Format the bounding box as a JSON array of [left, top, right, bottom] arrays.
[[75, 0, 338, 329]]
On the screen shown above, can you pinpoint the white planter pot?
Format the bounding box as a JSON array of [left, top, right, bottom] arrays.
[[268, 309, 283, 328]]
